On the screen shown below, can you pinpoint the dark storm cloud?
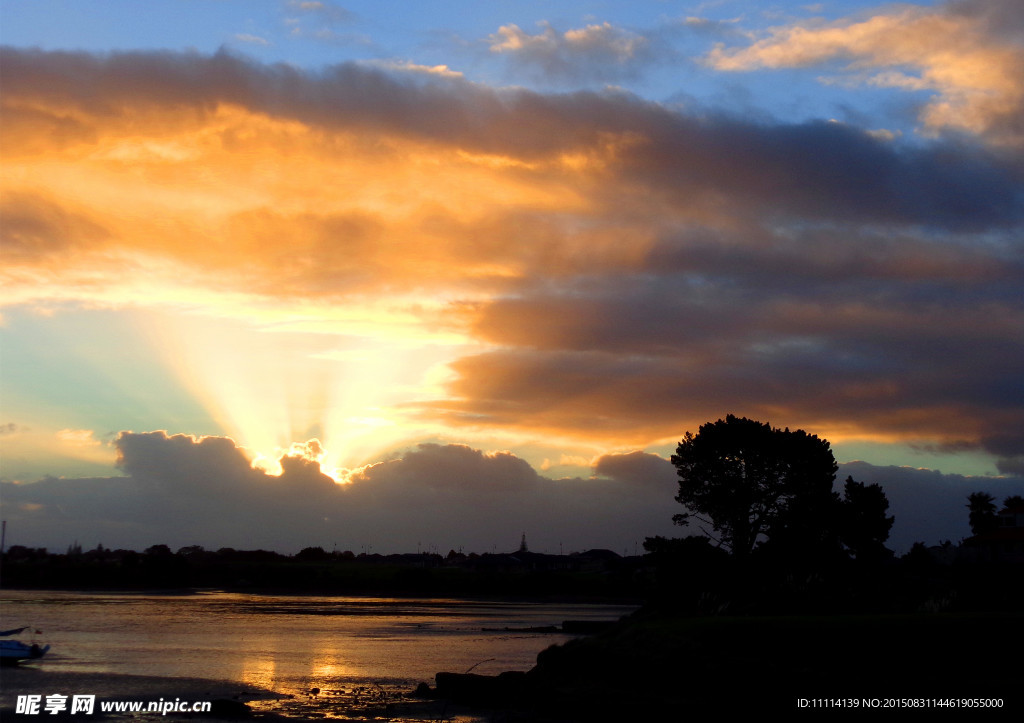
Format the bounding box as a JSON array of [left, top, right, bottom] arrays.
[[436, 224, 1024, 458], [0, 433, 678, 554], [949, 0, 1024, 42], [433, 338, 1024, 460], [617, 117, 1024, 230], [437, 193, 1024, 459], [997, 457, 1024, 476], [115, 431, 261, 494], [114, 431, 338, 503], [587, 451, 1024, 552], [839, 461, 1024, 551], [593, 451, 677, 489], [4, 433, 1016, 555], [348, 443, 542, 498]]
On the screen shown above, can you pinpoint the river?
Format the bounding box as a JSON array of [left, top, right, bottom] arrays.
[[0, 590, 635, 718]]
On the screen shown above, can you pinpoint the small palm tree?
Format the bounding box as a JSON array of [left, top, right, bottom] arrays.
[[966, 492, 997, 536]]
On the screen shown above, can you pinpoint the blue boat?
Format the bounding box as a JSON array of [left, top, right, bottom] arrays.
[[0, 627, 49, 665]]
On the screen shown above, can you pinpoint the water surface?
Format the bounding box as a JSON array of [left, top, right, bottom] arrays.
[[1, 591, 634, 696]]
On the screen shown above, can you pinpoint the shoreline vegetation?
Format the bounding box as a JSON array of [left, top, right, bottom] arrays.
[[3, 532, 1020, 604], [0, 545, 646, 601]]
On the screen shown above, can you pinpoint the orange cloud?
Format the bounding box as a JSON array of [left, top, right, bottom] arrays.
[[705, 2, 1024, 144], [2, 47, 1021, 472], [1, 66, 614, 317]]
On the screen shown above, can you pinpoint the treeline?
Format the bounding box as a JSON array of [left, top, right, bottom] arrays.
[[0, 544, 645, 599], [3, 537, 1021, 612]]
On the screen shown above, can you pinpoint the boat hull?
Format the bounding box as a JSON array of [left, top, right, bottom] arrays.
[[0, 639, 50, 665]]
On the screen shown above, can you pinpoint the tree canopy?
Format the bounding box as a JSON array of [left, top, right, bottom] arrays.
[[966, 492, 998, 536], [1003, 495, 1024, 510], [839, 476, 895, 561], [671, 415, 839, 558], [671, 416, 895, 563]]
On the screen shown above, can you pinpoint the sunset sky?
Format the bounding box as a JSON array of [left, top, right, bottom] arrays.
[[2, 0, 1022, 555]]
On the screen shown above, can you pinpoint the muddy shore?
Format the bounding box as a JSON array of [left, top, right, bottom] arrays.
[[0, 668, 482, 722]]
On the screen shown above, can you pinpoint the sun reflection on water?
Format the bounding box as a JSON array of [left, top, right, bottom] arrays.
[[238, 654, 278, 693], [308, 650, 358, 683]]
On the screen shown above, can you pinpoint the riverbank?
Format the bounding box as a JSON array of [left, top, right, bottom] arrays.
[[426, 610, 1023, 719], [4, 611, 1018, 720]]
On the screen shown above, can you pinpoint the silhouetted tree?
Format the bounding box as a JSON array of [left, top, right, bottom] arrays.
[[903, 541, 933, 566], [643, 535, 727, 561], [839, 476, 894, 560], [1003, 495, 1024, 510], [966, 492, 997, 536], [295, 546, 329, 561], [672, 415, 839, 558]]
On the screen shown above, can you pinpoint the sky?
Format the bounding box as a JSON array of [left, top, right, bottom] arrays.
[[1, 0, 1022, 556]]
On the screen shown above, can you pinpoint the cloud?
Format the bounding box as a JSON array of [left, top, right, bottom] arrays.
[[2, 47, 1018, 228], [593, 451, 677, 489], [284, 0, 366, 47], [3, 432, 1016, 554], [704, 0, 1024, 145], [423, 222, 1024, 461], [233, 34, 271, 47], [1, 46, 1021, 473], [0, 432, 682, 553], [838, 460, 1024, 551], [0, 192, 109, 263], [286, 1, 354, 25], [1, 423, 28, 436], [56, 429, 101, 447], [488, 21, 659, 84], [116, 431, 338, 499], [998, 457, 1024, 476], [358, 59, 464, 78], [347, 443, 542, 495]]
